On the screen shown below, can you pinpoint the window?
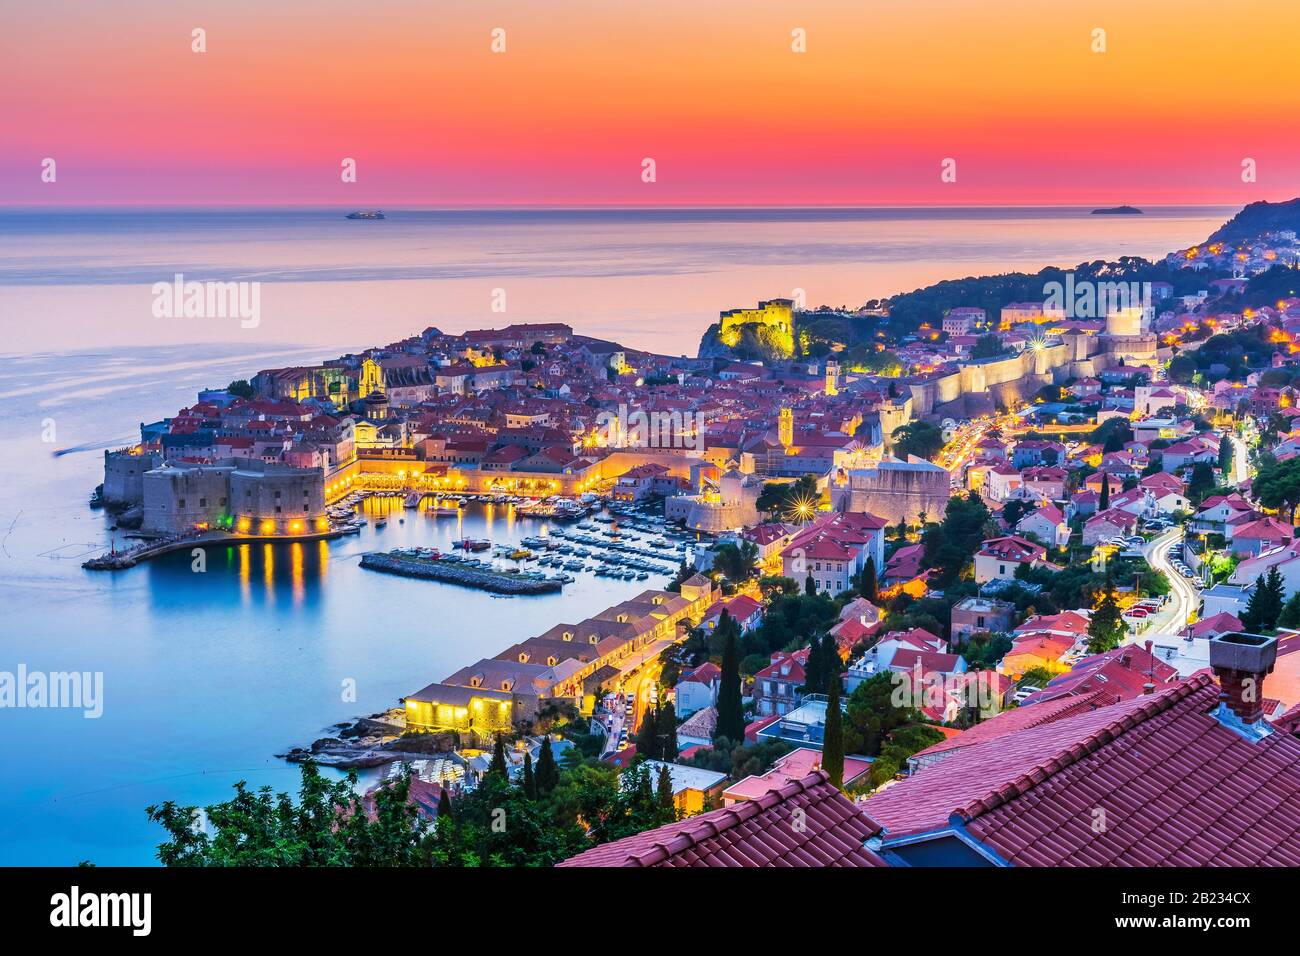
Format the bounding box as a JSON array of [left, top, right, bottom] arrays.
[[274, 490, 281, 499], [199, 498, 206, 507], [178, 499, 186, 508]]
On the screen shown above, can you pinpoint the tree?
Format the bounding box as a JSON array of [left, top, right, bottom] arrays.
[[1086, 570, 1125, 654], [535, 736, 560, 796], [226, 379, 255, 399], [1279, 591, 1300, 630], [634, 705, 660, 759], [713, 541, 759, 583], [970, 334, 1007, 359], [859, 557, 878, 602], [805, 573, 817, 596], [437, 784, 454, 824], [1218, 435, 1235, 477], [891, 420, 945, 461], [655, 701, 678, 760], [1186, 461, 1216, 505], [715, 623, 746, 744], [522, 751, 537, 799], [822, 670, 845, 789], [922, 491, 995, 588], [146, 761, 429, 867], [655, 764, 675, 817], [487, 735, 509, 779], [1099, 472, 1110, 510], [1242, 568, 1285, 632]]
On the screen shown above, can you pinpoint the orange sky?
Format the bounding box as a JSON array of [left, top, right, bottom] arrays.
[[3, 0, 1298, 205]]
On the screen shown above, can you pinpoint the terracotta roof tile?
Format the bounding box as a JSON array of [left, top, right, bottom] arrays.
[[866, 674, 1300, 866], [558, 771, 887, 867]]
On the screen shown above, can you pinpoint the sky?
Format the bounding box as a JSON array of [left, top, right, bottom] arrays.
[[2, 0, 1298, 206]]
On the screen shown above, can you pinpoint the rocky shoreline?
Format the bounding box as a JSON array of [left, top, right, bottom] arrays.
[[278, 710, 461, 770], [359, 551, 562, 594]]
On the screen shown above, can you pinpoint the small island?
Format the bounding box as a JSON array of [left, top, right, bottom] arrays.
[[1091, 205, 1143, 215], [346, 210, 386, 220]]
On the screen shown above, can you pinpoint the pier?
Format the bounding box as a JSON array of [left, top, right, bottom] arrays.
[[360, 551, 563, 594], [82, 527, 344, 571]]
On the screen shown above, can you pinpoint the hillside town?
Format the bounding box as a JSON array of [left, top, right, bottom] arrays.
[[125, 218, 1300, 870]]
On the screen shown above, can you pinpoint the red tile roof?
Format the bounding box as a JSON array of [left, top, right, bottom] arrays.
[[865, 674, 1300, 865], [910, 689, 1116, 763], [558, 771, 888, 867]]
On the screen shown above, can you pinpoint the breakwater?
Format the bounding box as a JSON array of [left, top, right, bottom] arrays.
[[359, 552, 563, 594]]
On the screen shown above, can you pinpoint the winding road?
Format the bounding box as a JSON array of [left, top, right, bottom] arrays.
[[1142, 526, 1201, 633]]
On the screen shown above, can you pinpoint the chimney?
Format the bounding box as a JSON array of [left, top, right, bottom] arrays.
[[1209, 632, 1278, 735]]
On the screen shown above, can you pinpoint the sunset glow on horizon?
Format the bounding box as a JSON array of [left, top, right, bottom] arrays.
[[3, 0, 1299, 207]]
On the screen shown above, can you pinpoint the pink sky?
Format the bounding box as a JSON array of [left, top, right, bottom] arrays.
[[3, 0, 1298, 206]]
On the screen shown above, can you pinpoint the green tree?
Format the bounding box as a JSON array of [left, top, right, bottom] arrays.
[[1218, 435, 1235, 477], [1099, 472, 1110, 510], [822, 670, 844, 789], [970, 334, 1007, 359], [715, 622, 746, 744], [805, 573, 817, 596], [713, 541, 759, 583], [1186, 461, 1216, 505], [1278, 590, 1300, 630], [487, 735, 508, 779], [1242, 568, 1285, 632], [859, 556, 878, 602], [922, 491, 994, 588], [146, 761, 427, 867], [635, 705, 660, 759], [522, 751, 537, 799], [437, 784, 454, 824], [655, 701, 678, 759], [891, 420, 945, 461], [1086, 570, 1125, 654], [655, 764, 675, 817], [535, 736, 560, 796], [226, 379, 255, 399]]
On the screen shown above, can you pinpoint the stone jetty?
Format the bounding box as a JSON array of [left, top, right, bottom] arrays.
[[359, 551, 563, 594]]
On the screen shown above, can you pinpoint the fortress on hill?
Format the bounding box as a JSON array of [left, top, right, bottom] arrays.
[[717, 298, 795, 357]]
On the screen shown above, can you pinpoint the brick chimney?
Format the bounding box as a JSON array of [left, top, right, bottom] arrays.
[[1209, 632, 1278, 735]]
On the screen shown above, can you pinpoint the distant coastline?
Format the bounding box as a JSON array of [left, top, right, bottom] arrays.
[[1091, 205, 1144, 215]]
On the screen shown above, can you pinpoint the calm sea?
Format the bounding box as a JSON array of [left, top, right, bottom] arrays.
[[0, 206, 1230, 864]]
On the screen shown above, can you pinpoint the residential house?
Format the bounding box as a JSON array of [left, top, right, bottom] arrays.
[[1015, 503, 1069, 548], [973, 535, 1048, 583], [752, 648, 810, 717], [950, 597, 1015, 641], [674, 662, 720, 718]]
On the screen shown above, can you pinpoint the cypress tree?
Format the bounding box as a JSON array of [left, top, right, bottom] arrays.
[[822, 668, 844, 789], [860, 556, 878, 602], [1099, 472, 1110, 510], [1242, 574, 1266, 632], [655, 763, 675, 816], [1263, 566, 1286, 631], [715, 623, 745, 744], [522, 751, 537, 799], [437, 784, 454, 823], [805, 573, 817, 596], [487, 734, 508, 779], [635, 704, 660, 759], [535, 735, 559, 796], [656, 701, 678, 760]]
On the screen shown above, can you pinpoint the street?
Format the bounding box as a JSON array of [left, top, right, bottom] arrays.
[[1142, 526, 1201, 633]]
